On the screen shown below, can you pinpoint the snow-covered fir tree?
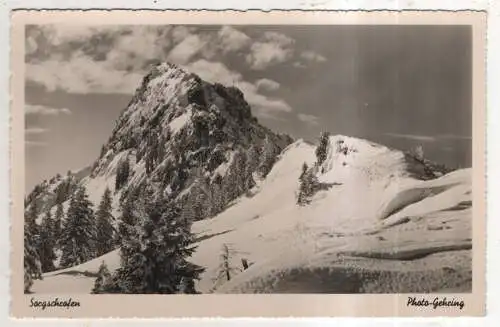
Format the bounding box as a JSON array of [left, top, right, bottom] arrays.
[[315, 132, 330, 166], [232, 149, 253, 196], [59, 186, 97, 268], [25, 200, 39, 235], [38, 211, 57, 272], [212, 243, 241, 291], [297, 162, 309, 205], [24, 224, 42, 293], [413, 145, 424, 161], [246, 144, 260, 173], [54, 202, 64, 246], [100, 191, 205, 294], [297, 162, 319, 206], [92, 261, 111, 294], [210, 180, 225, 216], [258, 135, 279, 178], [182, 182, 208, 222], [54, 178, 74, 204], [223, 154, 241, 201], [116, 190, 137, 247], [95, 187, 115, 257], [115, 157, 130, 191], [145, 131, 161, 175]]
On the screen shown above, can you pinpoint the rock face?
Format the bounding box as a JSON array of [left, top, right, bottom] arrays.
[[25, 62, 293, 224]]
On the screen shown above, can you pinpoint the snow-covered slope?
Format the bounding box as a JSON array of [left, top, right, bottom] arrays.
[[31, 135, 472, 294]]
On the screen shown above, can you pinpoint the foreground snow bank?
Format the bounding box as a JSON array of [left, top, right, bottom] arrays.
[[217, 250, 471, 293]]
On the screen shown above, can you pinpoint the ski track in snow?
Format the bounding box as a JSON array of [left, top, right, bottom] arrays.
[[31, 136, 472, 294]]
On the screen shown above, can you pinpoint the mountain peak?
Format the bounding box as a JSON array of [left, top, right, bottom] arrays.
[[80, 61, 293, 221], [101, 61, 265, 157]]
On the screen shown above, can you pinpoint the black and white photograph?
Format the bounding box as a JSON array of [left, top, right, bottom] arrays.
[[21, 20, 477, 297]]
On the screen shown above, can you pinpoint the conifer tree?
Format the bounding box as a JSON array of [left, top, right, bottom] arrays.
[[101, 194, 205, 294], [25, 200, 39, 235], [193, 187, 209, 221], [59, 186, 97, 268], [213, 244, 240, 287], [246, 144, 260, 173], [258, 136, 278, 178], [54, 203, 64, 245], [145, 132, 160, 175], [189, 175, 212, 220], [413, 145, 424, 161], [233, 149, 253, 195], [210, 180, 225, 216], [116, 192, 136, 247], [315, 132, 330, 166], [55, 179, 69, 204], [95, 188, 115, 257], [115, 157, 130, 191], [24, 224, 42, 293], [297, 162, 319, 206], [297, 162, 309, 205], [223, 153, 241, 202], [299, 162, 308, 181], [25, 200, 42, 269], [92, 261, 111, 294], [38, 211, 57, 272], [182, 183, 207, 222], [99, 145, 107, 158]]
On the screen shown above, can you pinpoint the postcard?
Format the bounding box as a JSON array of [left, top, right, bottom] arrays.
[[10, 10, 487, 318]]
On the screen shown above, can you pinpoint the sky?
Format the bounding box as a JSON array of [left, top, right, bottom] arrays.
[[25, 24, 472, 191]]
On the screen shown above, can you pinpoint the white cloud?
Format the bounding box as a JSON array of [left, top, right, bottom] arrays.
[[300, 50, 327, 63], [292, 51, 327, 69], [298, 113, 320, 126], [25, 127, 48, 134], [25, 104, 72, 115], [25, 140, 48, 147], [44, 25, 96, 45], [105, 26, 172, 71], [238, 81, 292, 117], [217, 26, 251, 53], [293, 61, 307, 69], [441, 134, 472, 140], [263, 32, 294, 47], [171, 26, 195, 43], [39, 25, 125, 48], [255, 78, 280, 92], [385, 132, 472, 142], [25, 35, 38, 56], [184, 60, 292, 118], [384, 133, 436, 142], [184, 59, 241, 85], [27, 25, 175, 94], [167, 35, 207, 65], [26, 25, 298, 101], [26, 51, 144, 94], [246, 43, 293, 70], [246, 31, 295, 70]]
